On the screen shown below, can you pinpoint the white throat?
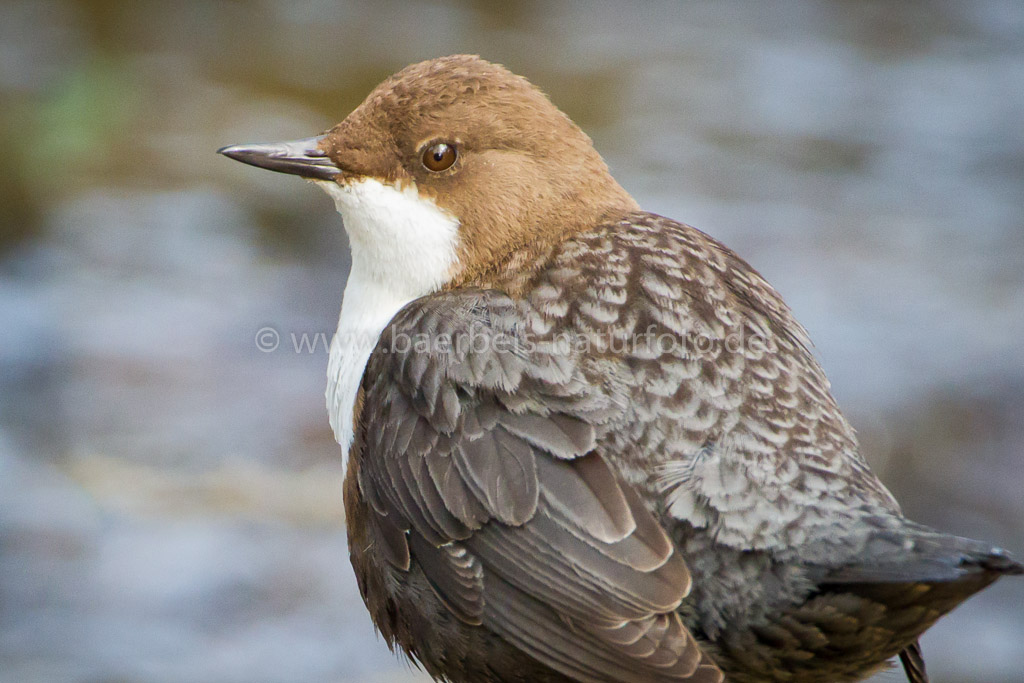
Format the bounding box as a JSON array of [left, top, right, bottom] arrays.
[[319, 178, 460, 463]]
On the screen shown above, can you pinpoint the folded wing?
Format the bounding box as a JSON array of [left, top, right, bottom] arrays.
[[356, 289, 722, 683]]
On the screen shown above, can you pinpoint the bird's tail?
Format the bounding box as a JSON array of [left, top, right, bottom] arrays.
[[821, 523, 1022, 586], [819, 523, 1021, 683]]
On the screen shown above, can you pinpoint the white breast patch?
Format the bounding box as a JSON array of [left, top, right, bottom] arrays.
[[317, 178, 460, 463]]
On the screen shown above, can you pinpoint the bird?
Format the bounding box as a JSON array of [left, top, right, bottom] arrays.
[[218, 55, 1021, 683]]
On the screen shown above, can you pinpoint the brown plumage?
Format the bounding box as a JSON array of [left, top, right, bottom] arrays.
[[219, 55, 1022, 683]]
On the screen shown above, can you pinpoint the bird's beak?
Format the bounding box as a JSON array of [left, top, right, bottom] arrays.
[[217, 135, 340, 181]]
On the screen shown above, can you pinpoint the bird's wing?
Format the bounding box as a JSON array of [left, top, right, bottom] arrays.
[[354, 288, 722, 683]]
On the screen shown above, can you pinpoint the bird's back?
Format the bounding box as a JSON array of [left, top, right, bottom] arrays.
[[465, 210, 1022, 681]]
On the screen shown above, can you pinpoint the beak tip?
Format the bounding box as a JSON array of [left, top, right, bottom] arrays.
[[216, 144, 246, 161]]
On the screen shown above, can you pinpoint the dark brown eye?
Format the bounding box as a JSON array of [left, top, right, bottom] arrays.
[[421, 142, 457, 172]]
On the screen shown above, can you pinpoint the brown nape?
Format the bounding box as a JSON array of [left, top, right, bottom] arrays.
[[317, 55, 639, 287]]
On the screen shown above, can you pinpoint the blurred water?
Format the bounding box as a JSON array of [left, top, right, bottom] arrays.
[[1, 1, 1022, 682]]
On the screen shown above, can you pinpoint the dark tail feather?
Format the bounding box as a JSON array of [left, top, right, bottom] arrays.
[[898, 640, 928, 683], [821, 527, 1023, 586]]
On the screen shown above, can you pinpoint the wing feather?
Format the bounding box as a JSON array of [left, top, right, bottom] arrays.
[[356, 289, 720, 681]]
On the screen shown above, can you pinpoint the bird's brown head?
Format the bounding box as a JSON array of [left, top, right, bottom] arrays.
[[219, 55, 637, 296]]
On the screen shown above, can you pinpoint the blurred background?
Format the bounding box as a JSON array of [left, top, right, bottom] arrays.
[[1, 1, 1022, 681]]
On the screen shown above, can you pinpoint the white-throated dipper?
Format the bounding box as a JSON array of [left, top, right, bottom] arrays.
[[218, 55, 1022, 683]]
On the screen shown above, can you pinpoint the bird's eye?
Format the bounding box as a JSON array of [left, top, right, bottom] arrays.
[[421, 142, 457, 172]]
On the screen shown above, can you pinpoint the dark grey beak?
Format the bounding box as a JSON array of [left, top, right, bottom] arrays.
[[217, 135, 340, 181]]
